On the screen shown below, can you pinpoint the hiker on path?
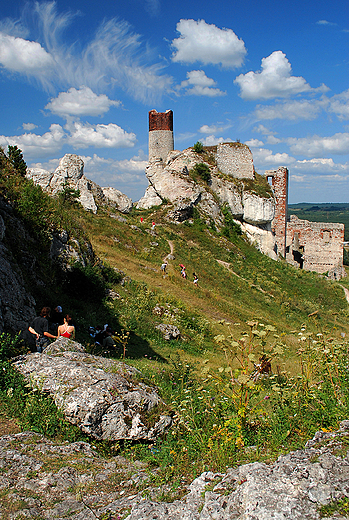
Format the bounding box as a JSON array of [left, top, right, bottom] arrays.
[[193, 273, 199, 286], [57, 314, 75, 339], [179, 264, 187, 278], [151, 221, 156, 230], [161, 262, 167, 274], [28, 307, 57, 352]]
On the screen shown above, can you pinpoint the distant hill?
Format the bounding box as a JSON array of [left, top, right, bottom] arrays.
[[288, 203, 349, 241]]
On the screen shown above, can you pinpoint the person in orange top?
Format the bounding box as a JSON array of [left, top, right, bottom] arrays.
[[57, 314, 75, 339]]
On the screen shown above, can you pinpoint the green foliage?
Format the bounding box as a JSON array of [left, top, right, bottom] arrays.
[[242, 173, 274, 199], [319, 497, 349, 517], [57, 180, 81, 206], [0, 333, 23, 361], [221, 204, 242, 239], [64, 261, 112, 301], [7, 145, 27, 177], [15, 179, 53, 231], [192, 163, 211, 183], [193, 141, 204, 153]]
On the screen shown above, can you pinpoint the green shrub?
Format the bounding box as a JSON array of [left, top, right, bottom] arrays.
[[193, 141, 204, 153], [192, 163, 211, 183], [7, 145, 27, 177]]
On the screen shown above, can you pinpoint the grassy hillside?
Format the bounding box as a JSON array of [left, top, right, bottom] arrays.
[[1, 153, 349, 496], [289, 202, 349, 241]]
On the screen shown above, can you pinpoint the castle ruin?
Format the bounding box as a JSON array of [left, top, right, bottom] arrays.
[[146, 110, 345, 279], [267, 167, 345, 279]]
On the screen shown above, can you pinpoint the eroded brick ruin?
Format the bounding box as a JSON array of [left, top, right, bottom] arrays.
[[267, 167, 345, 279]]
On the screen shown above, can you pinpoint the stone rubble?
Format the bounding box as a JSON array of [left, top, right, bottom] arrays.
[[3, 422, 349, 518]]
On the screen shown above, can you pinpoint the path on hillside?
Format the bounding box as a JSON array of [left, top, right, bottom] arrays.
[[162, 240, 174, 262], [340, 285, 349, 304], [216, 259, 275, 298]]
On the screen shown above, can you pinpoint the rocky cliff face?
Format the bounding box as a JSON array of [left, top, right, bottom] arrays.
[[137, 144, 277, 258], [27, 154, 133, 214], [0, 194, 94, 333]]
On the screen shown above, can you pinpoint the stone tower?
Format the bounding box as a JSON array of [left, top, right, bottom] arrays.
[[148, 109, 174, 164], [266, 167, 289, 257]]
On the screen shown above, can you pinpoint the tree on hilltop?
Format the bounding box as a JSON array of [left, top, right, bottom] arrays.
[[8, 145, 27, 177]]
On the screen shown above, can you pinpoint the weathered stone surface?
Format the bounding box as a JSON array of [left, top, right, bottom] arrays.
[[217, 142, 254, 179], [0, 197, 37, 333], [240, 221, 277, 260], [210, 176, 244, 218], [156, 323, 181, 340], [242, 191, 275, 225], [146, 162, 202, 206], [136, 185, 163, 209], [27, 154, 133, 216], [102, 187, 133, 213], [13, 338, 172, 441], [166, 198, 195, 222], [3, 422, 349, 519]]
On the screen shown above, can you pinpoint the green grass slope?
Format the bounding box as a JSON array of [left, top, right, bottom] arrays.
[[2, 149, 349, 495]]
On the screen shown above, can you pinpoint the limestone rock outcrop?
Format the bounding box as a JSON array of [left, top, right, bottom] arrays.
[[27, 154, 132, 214], [14, 337, 172, 441], [138, 143, 276, 254], [102, 187, 133, 213], [3, 420, 349, 518], [0, 198, 36, 333]]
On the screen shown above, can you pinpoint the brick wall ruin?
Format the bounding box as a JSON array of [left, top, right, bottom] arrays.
[[267, 167, 345, 278], [266, 167, 288, 258], [148, 109, 174, 163]]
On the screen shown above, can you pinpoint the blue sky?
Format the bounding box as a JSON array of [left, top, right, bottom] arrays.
[[0, 0, 348, 203]]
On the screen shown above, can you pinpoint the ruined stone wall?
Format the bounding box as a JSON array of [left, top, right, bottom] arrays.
[[286, 215, 344, 277], [148, 110, 174, 163], [216, 143, 254, 179], [266, 167, 288, 258]]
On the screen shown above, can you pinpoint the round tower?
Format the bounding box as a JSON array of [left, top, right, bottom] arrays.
[[148, 109, 174, 164]]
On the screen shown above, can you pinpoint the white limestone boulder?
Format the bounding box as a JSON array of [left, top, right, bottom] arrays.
[[137, 185, 163, 209], [210, 176, 244, 218], [13, 338, 172, 441], [242, 192, 275, 225], [240, 221, 277, 260], [102, 187, 133, 213]]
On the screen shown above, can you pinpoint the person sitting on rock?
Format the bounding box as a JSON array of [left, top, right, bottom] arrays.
[[57, 314, 75, 339], [28, 307, 57, 353]]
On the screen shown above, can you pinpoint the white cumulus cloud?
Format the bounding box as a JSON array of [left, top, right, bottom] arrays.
[[0, 124, 66, 157], [234, 51, 327, 100], [202, 135, 233, 146], [66, 121, 136, 149], [254, 99, 325, 121], [328, 89, 349, 120], [199, 123, 231, 134], [45, 86, 121, 117], [178, 70, 226, 96], [0, 32, 54, 73], [22, 123, 37, 131], [245, 139, 264, 147], [288, 133, 349, 156], [171, 19, 246, 68]]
